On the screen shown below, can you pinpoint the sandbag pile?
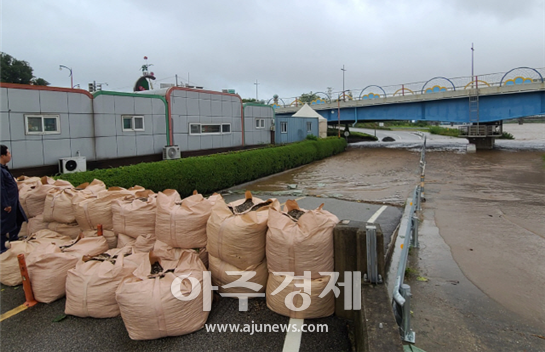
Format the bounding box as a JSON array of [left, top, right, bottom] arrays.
[[112, 190, 157, 239], [26, 235, 109, 303], [206, 191, 280, 294], [116, 251, 209, 340], [265, 200, 339, 319], [17, 177, 73, 238], [65, 247, 149, 318]]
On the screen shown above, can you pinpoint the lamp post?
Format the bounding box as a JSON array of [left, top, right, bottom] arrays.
[[59, 65, 73, 89], [341, 65, 346, 101], [254, 79, 259, 101]]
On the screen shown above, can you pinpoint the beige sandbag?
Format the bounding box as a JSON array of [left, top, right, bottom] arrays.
[[155, 190, 217, 248], [132, 233, 156, 253], [26, 236, 109, 303], [25, 179, 72, 218], [82, 229, 118, 249], [27, 214, 50, 235], [43, 180, 106, 223], [116, 251, 209, 340], [266, 201, 339, 278], [26, 244, 80, 303], [0, 230, 72, 286], [48, 222, 82, 239], [208, 254, 267, 294], [117, 233, 136, 248], [16, 175, 41, 190], [18, 221, 28, 238], [112, 194, 157, 238], [206, 192, 280, 269], [59, 236, 110, 259], [266, 272, 334, 319], [75, 187, 134, 231], [152, 240, 208, 268], [65, 248, 148, 318], [18, 181, 41, 215]]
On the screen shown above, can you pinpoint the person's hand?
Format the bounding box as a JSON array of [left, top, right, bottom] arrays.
[[4, 206, 12, 213]]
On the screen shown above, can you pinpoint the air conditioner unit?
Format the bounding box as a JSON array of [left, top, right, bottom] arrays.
[[163, 145, 181, 160], [59, 156, 86, 173]]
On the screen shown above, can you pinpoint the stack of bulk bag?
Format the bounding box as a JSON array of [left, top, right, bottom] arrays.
[[0, 230, 72, 286], [206, 191, 280, 294], [131, 233, 157, 253], [155, 190, 220, 249], [43, 179, 106, 226], [26, 235, 109, 303], [112, 191, 157, 239], [265, 200, 339, 319], [20, 179, 73, 238], [82, 228, 118, 249], [116, 251, 209, 340], [65, 247, 148, 318], [24, 178, 71, 219], [75, 187, 134, 232]]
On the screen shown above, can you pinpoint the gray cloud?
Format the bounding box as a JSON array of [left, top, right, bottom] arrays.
[[2, 0, 544, 101]]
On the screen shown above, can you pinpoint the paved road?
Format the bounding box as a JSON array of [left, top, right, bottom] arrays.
[[0, 194, 402, 352]]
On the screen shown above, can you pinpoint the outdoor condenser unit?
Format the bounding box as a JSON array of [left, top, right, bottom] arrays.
[[59, 156, 87, 173], [163, 145, 181, 160]]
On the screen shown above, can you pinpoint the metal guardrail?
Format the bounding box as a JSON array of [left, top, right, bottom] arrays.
[[391, 136, 426, 343]]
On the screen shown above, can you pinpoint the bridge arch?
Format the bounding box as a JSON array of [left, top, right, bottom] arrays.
[[310, 91, 331, 105], [267, 96, 287, 108], [358, 85, 387, 99], [421, 77, 455, 94], [500, 67, 544, 86]]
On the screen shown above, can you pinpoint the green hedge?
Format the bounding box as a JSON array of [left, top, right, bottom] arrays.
[[56, 138, 347, 197]]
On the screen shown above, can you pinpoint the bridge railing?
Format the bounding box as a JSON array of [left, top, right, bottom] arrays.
[[391, 136, 426, 343], [270, 67, 545, 108]]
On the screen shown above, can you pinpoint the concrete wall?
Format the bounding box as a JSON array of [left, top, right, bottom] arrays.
[[92, 92, 167, 160], [243, 104, 274, 145], [0, 86, 94, 169], [275, 116, 319, 144], [169, 89, 243, 151]]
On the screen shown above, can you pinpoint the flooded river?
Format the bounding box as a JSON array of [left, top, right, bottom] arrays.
[[233, 123, 545, 349]]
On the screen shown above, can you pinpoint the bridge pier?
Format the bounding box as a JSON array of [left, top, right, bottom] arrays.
[[467, 137, 495, 150]]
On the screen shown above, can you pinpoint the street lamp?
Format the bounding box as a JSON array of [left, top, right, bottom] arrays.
[[59, 65, 73, 89], [341, 65, 346, 101]]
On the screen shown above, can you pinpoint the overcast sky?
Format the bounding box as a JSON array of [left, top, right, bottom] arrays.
[[1, 0, 544, 101]]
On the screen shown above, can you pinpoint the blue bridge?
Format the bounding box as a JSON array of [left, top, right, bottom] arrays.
[[272, 67, 545, 125]]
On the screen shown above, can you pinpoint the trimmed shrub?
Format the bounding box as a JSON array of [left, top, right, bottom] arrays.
[[55, 138, 347, 197]]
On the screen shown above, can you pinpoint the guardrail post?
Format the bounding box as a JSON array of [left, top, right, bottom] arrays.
[[400, 284, 415, 343], [411, 215, 419, 248], [364, 225, 382, 284]]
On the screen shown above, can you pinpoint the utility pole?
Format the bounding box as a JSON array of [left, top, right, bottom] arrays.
[[254, 79, 259, 101]]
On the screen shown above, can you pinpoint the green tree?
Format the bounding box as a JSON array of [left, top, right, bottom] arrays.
[[31, 77, 50, 86], [1, 52, 49, 85], [298, 91, 319, 104]]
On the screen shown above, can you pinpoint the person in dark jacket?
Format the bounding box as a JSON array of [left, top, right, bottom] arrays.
[[1, 145, 28, 253]]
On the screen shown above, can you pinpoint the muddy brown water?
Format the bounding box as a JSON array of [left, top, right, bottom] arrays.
[[233, 124, 545, 349]]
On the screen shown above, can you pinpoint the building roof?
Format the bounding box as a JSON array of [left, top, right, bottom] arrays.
[[292, 103, 325, 119]]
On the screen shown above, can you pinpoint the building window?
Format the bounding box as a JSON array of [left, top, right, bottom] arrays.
[[122, 115, 145, 131], [25, 115, 60, 134], [307, 122, 312, 132], [281, 122, 288, 133], [189, 123, 232, 135], [255, 119, 265, 129]]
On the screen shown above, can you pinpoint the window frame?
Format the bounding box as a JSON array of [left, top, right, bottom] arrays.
[[189, 123, 232, 135], [24, 114, 61, 135], [307, 121, 312, 133], [255, 118, 265, 129], [280, 121, 288, 134], [122, 115, 145, 132]]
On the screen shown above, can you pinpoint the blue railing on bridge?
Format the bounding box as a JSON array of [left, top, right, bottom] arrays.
[[268, 66, 545, 108]]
